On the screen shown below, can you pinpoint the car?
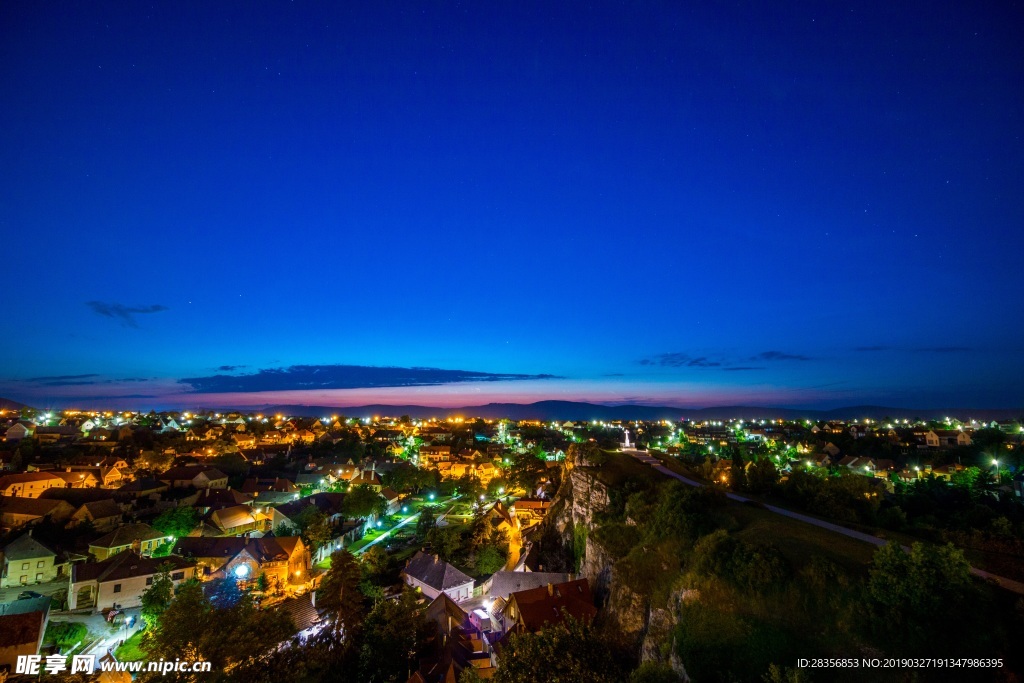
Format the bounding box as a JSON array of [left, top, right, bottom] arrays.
[[18, 591, 44, 600]]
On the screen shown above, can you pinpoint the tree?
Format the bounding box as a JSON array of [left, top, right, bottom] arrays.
[[316, 550, 366, 647], [471, 544, 506, 575], [383, 462, 436, 494], [293, 505, 333, 551], [866, 542, 979, 653], [140, 565, 175, 631], [506, 450, 546, 492], [730, 450, 747, 491], [357, 589, 428, 683], [426, 526, 463, 563], [135, 449, 174, 472], [152, 507, 198, 539], [361, 545, 389, 579], [342, 485, 387, 520], [493, 616, 625, 683], [417, 505, 437, 536], [746, 457, 779, 493], [629, 662, 682, 683]]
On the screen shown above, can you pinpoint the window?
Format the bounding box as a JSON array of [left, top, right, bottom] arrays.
[[20, 575, 28, 584], [35, 573, 42, 582], [146, 577, 153, 586], [37, 561, 45, 568], [21, 562, 29, 570], [113, 584, 122, 593], [171, 572, 184, 581]]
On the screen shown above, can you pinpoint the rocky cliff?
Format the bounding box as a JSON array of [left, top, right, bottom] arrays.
[[549, 461, 690, 681]]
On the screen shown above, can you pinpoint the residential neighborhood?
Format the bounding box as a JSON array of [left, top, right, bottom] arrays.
[[1, 406, 1022, 679]]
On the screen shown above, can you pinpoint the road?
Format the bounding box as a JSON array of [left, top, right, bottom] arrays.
[[626, 450, 1024, 596]]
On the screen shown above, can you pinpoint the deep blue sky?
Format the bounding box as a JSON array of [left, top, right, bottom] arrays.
[[2, 1, 1022, 410]]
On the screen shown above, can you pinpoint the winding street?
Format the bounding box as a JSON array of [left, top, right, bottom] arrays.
[[626, 450, 1024, 596]]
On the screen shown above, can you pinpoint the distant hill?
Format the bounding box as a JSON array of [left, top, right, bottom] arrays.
[[0, 397, 29, 411], [259, 400, 1023, 422]]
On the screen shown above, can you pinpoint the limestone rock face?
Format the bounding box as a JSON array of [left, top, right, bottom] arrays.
[[550, 463, 692, 682]]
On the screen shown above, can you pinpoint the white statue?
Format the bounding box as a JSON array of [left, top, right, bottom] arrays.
[[623, 428, 631, 449]]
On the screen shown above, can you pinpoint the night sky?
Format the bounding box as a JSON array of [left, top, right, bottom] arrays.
[[2, 1, 1022, 411]]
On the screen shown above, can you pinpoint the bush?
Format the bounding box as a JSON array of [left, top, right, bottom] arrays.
[[45, 621, 88, 649], [592, 522, 640, 560]]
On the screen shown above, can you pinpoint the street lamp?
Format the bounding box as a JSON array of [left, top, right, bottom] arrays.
[[992, 459, 1000, 479], [123, 615, 135, 642]]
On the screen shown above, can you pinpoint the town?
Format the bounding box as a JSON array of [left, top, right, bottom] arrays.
[[1, 405, 1022, 681]]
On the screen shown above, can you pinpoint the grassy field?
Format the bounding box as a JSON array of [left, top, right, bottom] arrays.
[[729, 502, 876, 575], [591, 451, 664, 488], [114, 630, 148, 662]]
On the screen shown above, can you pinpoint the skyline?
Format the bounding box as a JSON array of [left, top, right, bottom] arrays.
[[2, 2, 1023, 411]]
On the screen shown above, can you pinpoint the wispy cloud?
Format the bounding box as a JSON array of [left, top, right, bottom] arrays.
[[751, 351, 812, 362], [27, 374, 100, 382], [217, 365, 247, 372], [855, 345, 973, 353], [86, 301, 169, 327], [640, 350, 811, 369], [179, 364, 559, 394], [639, 353, 723, 368]]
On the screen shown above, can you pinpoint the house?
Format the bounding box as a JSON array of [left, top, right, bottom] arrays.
[[475, 462, 497, 485], [420, 445, 452, 466], [481, 501, 519, 538], [66, 465, 125, 489], [926, 430, 972, 448], [116, 477, 169, 498], [0, 596, 51, 671], [88, 523, 172, 561], [4, 422, 35, 441], [173, 535, 309, 591], [0, 472, 67, 498], [51, 470, 101, 489], [808, 453, 834, 468], [0, 498, 75, 530], [67, 499, 123, 532], [34, 426, 81, 443], [159, 466, 229, 490], [209, 505, 259, 535], [232, 433, 256, 449], [0, 534, 60, 587], [240, 477, 299, 505], [419, 427, 452, 443], [401, 551, 475, 602], [380, 487, 402, 515], [409, 592, 497, 683], [822, 442, 841, 457], [347, 468, 383, 491], [195, 487, 254, 513], [68, 552, 196, 612], [483, 571, 573, 603], [510, 498, 551, 525], [498, 578, 596, 634]]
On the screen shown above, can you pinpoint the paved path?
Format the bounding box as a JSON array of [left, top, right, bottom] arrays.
[[355, 498, 459, 555], [627, 450, 1024, 595]]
